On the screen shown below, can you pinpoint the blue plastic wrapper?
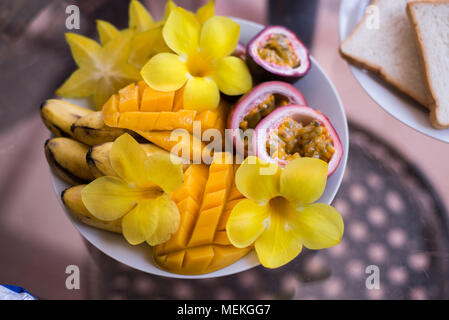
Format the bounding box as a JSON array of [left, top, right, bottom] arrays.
[[0, 285, 36, 300]]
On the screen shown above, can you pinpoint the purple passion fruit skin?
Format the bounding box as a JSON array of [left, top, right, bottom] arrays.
[[246, 26, 311, 82], [253, 105, 343, 176], [228, 81, 307, 154]]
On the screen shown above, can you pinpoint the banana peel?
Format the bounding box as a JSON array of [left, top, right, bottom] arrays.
[[86, 141, 189, 178], [71, 111, 130, 146], [45, 137, 94, 185], [41, 99, 134, 146], [41, 99, 92, 137], [62, 185, 122, 233]]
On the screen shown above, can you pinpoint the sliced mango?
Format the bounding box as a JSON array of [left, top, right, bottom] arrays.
[[102, 93, 120, 127], [118, 83, 139, 112], [141, 84, 175, 112], [118, 110, 196, 131], [101, 81, 227, 135], [154, 153, 251, 275], [137, 130, 208, 162]]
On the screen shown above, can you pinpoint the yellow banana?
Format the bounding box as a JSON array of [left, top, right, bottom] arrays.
[[87, 141, 190, 178], [45, 137, 94, 185], [61, 185, 122, 233], [40, 99, 92, 137], [70, 111, 129, 146], [86, 142, 117, 178]]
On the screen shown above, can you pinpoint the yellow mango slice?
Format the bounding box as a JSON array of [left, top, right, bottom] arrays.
[[154, 153, 251, 275], [118, 83, 139, 112], [137, 130, 208, 162], [118, 110, 196, 132], [103, 81, 227, 134], [141, 83, 175, 112], [102, 94, 120, 127]]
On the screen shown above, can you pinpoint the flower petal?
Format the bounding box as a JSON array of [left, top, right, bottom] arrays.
[[121, 200, 159, 245], [163, 7, 200, 55], [183, 76, 220, 110], [144, 153, 184, 193], [141, 53, 188, 91], [163, 0, 177, 21], [65, 33, 102, 68], [129, 27, 161, 68], [200, 16, 239, 60], [146, 194, 180, 245], [226, 199, 269, 248], [235, 156, 281, 204], [129, 0, 154, 32], [196, 0, 215, 24], [212, 56, 252, 95], [96, 20, 120, 45], [81, 176, 138, 221], [292, 203, 344, 250], [109, 133, 149, 186], [254, 199, 303, 268], [280, 157, 328, 205]]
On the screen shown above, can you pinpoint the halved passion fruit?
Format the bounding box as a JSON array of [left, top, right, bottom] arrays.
[[247, 26, 311, 81], [228, 81, 307, 153], [253, 105, 343, 176]]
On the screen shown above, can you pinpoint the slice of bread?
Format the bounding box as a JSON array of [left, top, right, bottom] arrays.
[[340, 0, 431, 107], [407, 1, 449, 129]]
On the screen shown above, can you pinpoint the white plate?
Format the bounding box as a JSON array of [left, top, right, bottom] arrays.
[[339, 0, 449, 143], [51, 18, 349, 279]]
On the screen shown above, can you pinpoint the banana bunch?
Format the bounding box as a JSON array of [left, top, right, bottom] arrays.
[[41, 99, 188, 233]]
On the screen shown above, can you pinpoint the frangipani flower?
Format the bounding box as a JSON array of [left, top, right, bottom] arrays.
[[226, 156, 344, 268], [81, 133, 184, 246], [141, 7, 252, 111]]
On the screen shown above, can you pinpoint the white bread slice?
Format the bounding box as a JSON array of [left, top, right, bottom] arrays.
[[407, 1, 449, 129], [340, 0, 431, 107]]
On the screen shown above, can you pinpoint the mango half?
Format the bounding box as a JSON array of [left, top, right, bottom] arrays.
[[154, 153, 252, 275]]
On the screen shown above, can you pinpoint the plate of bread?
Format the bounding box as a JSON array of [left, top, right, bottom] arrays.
[[339, 0, 449, 142]]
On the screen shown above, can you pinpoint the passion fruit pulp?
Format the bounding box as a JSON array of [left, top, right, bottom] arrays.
[[253, 105, 343, 176], [228, 81, 307, 153], [247, 26, 311, 81]]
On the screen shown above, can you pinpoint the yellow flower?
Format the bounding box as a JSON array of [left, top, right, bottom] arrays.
[[140, 7, 252, 111], [56, 31, 140, 108], [81, 133, 184, 246], [226, 156, 344, 268], [163, 0, 216, 24]]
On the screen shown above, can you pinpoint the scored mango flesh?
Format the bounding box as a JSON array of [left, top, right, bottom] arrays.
[[267, 118, 335, 162], [154, 153, 251, 275], [102, 81, 227, 161], [258, 33, 299, 68], [102, 81, 226, 134]]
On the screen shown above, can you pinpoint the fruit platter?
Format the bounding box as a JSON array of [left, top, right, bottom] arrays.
[[41, 0, 348, 278]]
